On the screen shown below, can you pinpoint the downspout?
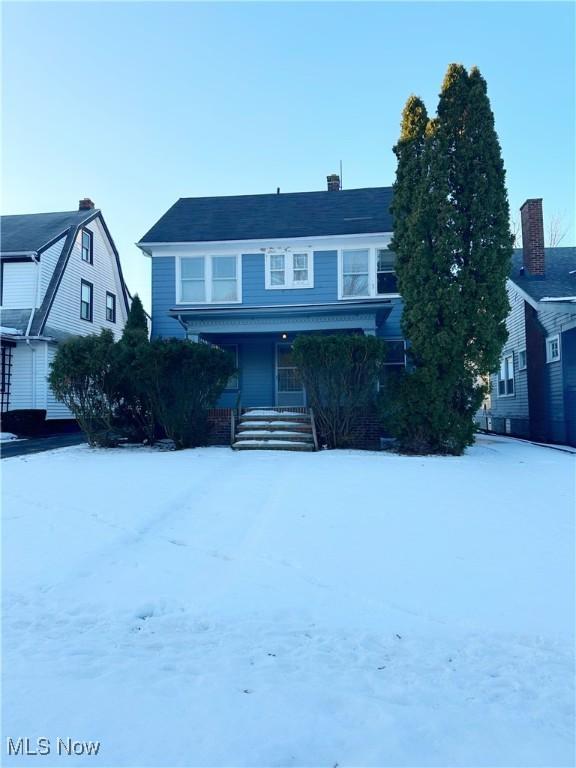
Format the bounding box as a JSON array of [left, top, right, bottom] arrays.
[[25, 253, 41, 408], [177, 314, 194, 341]]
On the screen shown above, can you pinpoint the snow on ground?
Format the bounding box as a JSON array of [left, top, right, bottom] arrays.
[[0, 432, 20, 443], [2, 435, 574, 767]]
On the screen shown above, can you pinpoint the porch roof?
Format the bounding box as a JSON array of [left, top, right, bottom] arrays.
[[170, 300, 393, 335]]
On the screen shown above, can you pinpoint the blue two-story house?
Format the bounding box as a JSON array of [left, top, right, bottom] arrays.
[[138, 177, 404, 445]]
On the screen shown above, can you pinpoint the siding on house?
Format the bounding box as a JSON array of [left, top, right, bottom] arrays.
[[45, 218, 127, 340], [152, 247, 401, 334], [537, 304, 576, 442], [378, 299, 403, 339], [1, 261, 39, 309], [8, 341, 49, 411], [486, 285, 530, 435], [241, 251, 338, 305], [151, 243, 405, 410], [39, 235, 66, 296], [562, 328, 576, 446], [151, 256, 185, 339], [46, 343, 73, 419], [481, 279, 576, 444]]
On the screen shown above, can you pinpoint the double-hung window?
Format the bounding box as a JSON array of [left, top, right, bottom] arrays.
[[80, 280, 93, 322], [376, 249, 398, 294], [269, 254, 286, 287], [378, 340, 406, 388], [81, 229, 93, 263], [546, 335, 560, 363], [179, 256, 239, 303], [342, 249, 370, 297], [498, 353, 514, 396], [292, 252, 309, 284], [265, 251, 313, 289], [106, 292, 116, 323], [340, 247, 398, 298]]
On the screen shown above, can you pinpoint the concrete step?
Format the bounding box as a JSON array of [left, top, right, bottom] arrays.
[[240, 413, 311, 423], [233, 439, 314, 451], [238, 419, 312, 432], [236, 430, 314, 442], [238, 421, 313, 433]]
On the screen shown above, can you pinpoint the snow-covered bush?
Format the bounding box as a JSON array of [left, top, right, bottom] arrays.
[[146, 339, 236, 450], [48, 330, 118, 446]]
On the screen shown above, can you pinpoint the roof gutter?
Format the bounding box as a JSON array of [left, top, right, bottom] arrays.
[[1, 250, 39, 258]]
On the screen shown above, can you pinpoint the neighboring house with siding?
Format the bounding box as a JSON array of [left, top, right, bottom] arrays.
[[0, 199, 130, 421], [478, 198, 576, 447], [138, 176, 405, 448]]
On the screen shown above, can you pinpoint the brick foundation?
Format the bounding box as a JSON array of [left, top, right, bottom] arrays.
[[207, 409, 233, 446], [347, 407, 386, 450]]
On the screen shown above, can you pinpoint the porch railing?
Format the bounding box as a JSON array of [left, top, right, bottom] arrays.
[[310, 408, 319, 451]]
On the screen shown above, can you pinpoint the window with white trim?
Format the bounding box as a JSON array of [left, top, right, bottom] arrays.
[[265, 251, 313, 289], [342, 249, 370, 297], [518, 349, 527, 370], [546, 334, 560, 363], [376, 249, 398, 294], [340, 247, 398, 299], [105, 292, 116, 323], [498, 353, 514, 396], [269, 253, 285, 286], [378, 339, 406, 388], [220, 344, 239, 390], [179, 256, 239, 303], [80, 279, 93, 322], [81, 229, 93, 264]]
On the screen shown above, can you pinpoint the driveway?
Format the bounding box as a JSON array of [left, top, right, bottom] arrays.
[[1, 432, 85, 459]]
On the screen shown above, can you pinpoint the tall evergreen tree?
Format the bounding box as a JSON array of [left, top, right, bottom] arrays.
[[384, 64, 513, 454], [123, 294, 149, 337]]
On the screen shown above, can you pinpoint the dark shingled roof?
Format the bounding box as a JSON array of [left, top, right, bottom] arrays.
[[139, 187, 394, 245], [0, 308, 30, 335], [0, 210, 96, 253], [0, 207, 131, 338], [511, 248, 576, 300]]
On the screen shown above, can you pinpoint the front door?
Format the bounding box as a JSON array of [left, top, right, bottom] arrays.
[[275, 343, 305, 406]]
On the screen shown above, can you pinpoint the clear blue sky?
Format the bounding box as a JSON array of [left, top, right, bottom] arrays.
[[2, 1, 574, 309]]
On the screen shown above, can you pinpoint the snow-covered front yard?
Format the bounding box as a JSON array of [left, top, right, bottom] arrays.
[[2, 436, 574, 767]]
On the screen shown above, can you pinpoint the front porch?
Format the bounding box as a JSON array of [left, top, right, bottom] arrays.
[[170, 300, 393, 409]]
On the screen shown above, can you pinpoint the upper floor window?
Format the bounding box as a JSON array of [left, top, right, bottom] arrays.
[[546, 334, 560, 363], [179, 255, 240, 303], [518, 349, 527, 370], [80, 280, 93, 322], [265, 251, 313, 290], [377, 249, 398, 294], [340, 247, 398, 299], [106, 292, 116, 323], [81, 229, 93, 264], [342, 249, 369, 297], [498, 353, 514, 396]]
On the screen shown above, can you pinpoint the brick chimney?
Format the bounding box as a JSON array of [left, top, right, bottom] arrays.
[[79, 198, 95, 211], [326, 174, 340, 192], [520, 198, 545, 277]]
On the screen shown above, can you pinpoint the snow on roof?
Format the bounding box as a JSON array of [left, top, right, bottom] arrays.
[[540, 296, 576, 303], [0, 326, 23, 336]]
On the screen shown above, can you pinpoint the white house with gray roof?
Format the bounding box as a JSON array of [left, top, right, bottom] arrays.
[[0, 199, 130, 421], [478, 198, 576, 446]]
